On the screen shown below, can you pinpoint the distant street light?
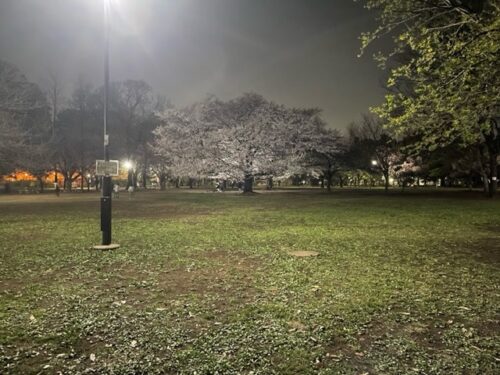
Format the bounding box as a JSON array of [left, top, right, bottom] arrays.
[[371, 160, 378, 166], [124, 160, 134, 188], [124, 160, 133, 170]]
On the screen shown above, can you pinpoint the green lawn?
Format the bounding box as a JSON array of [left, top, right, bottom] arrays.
[[0, 189, 499, 374]]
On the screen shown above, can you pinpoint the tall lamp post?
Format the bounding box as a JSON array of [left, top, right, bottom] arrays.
[[94, 0, 119, 250]]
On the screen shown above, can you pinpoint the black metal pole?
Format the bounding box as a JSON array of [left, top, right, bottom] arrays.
[[101, 0, 112, 245]]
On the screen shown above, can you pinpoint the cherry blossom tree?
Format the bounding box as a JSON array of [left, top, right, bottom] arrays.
[[153, 93, 334, 193], [152, 106, 208, 186], [390, 155, 422, 189]]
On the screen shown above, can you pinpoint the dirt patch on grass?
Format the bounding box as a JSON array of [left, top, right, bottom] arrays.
[[114, 202, 216, 219], [48, 250, 263, 308], [472, 317, 500, 337], [470, 224, 500, 263], [0, 264, 79, 295], [321, 316, 454, 371], [360, 317, 450, 352], [0, 231, 47, 242], [157, 250, 261, 298], [405, 321, 447, 351], [465, 237, 500, 264], [0, 277, 26, 294], [478, 224, 500, 234], [321, 336, 373, 373]]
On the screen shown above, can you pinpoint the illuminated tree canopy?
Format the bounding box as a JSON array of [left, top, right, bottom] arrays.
[[362, 0, 500, 195]]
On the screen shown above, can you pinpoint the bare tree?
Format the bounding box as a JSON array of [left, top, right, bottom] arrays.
[[348, 114, 395, 191], [301, 128, 344, 192], [0, 60, 50, 190], [111, 80, 155, 188], [47, 72, 62, 138]]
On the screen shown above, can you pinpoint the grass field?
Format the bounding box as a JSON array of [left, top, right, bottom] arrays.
[[0, 189, 499, 374]]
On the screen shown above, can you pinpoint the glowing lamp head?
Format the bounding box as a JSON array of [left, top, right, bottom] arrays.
[[371, 160, 378, 166], [124, 160, 133, 170]]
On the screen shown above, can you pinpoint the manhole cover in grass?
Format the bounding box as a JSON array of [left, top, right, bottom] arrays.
[[288, 251, 319, 257]]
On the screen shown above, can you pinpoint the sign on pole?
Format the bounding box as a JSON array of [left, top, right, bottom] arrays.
[[96, 160, 119, 176]]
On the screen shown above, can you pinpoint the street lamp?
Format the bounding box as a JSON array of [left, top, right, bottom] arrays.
[[371, 160, 378, 166], [94, 0, 119, 250]]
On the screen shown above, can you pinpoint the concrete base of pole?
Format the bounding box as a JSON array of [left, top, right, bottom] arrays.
[[93, 244, 120, 250]]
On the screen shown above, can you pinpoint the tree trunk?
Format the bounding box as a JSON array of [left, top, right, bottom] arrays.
[[243, 174, 253, 193], [159, 174, 166, 190], [127, 170, 134, 189], [80, 171, 84, 192], [64, 172, 72, 192], [479, 173, 488, 194], [133, 170, 138, 188], [383, 171, 389, 192], [38, 176, 44, 193], [326, 174, 332, 192], [142, 169, 148, 189], [488, 152, 498, 198], [3, 182, 11, 194], [266, 177, 273, 190], [466, 175, 473, 191], [188, 178, 194, 189]]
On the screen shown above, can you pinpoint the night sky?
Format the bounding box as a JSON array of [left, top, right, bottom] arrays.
[[0, 0, 387, 130]]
